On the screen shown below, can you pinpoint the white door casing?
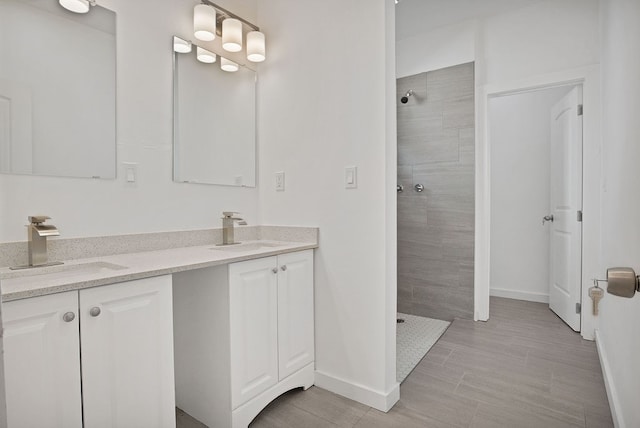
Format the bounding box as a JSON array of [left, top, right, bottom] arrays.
[[548, 86, 583, 331], [2, 291, 82, 428]]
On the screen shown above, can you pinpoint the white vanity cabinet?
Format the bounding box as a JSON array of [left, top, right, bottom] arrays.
[[229, 257, 280, 407], [2, 291, 83, 428], [174, 249, 315, 428], [2, 275, 175, 428], [275, 251, 315, 380]]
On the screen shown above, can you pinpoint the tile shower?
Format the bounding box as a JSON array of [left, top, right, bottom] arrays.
[[397, 62, 475, 321]]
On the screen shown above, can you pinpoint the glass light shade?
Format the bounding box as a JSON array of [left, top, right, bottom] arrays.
[[197, 46, 216, 63], [173, 36, 192, 53], [59, 0, 89, 13], [246, 31, 266, 62], [220, 57, 239, 72], [222, 18, 243, 52], [194, 4, 216, 41]]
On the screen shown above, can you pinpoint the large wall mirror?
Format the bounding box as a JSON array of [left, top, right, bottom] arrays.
[[173, 41, 256, 187], [0, 0, 116, 179]]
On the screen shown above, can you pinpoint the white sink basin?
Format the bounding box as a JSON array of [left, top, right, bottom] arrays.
[[210, 241, 285, 252], [3, 261, 128, 282]]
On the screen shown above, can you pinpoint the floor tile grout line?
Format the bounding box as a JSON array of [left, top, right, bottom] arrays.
[[350, 407, 368, 428], [288, 395, 365, 428], [288, 401, 343, 427], [466, 402, 481, 428]]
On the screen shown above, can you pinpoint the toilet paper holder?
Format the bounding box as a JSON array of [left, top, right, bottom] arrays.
[[595, 267, 640, 298]]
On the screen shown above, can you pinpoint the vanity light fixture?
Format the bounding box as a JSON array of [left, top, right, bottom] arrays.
[[173, 36, 192, 53], [59, 0, 92, 13], [246, 31, 266, 62], [220, 57, 239, 72], [222, 18, 243, 52], [191, 1, 266, 63], [197, 46, 216, 63], [194, 4, 216, 41]]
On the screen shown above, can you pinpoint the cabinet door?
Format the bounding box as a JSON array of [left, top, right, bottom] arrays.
[[2, 291, 82, 428], [277, 250, 315, 380], [80, 276, 175, 428], [229, 256, 279, 409]]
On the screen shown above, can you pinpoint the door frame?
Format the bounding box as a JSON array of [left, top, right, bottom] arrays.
[[474, 65, 601, 340]]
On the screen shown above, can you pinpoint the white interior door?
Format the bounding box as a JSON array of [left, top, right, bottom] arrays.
[[548, 86, 583, 331]]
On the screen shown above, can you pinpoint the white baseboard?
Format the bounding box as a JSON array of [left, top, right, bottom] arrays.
[[314, 370, 399, 412], [595, 330, 624, 428], [490, 288, 549, 303]]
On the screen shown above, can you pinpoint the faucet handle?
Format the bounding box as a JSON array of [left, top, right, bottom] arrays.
[[28, 215, 51, 224]]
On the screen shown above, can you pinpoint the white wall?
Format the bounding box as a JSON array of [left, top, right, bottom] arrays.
[[597, 0, 640, 426], [257, 0, 399, 411], [0, 0, 259, 242], [480, 0, 600, 85], [396, 19, 475, 78], [397, 0, 600, 84], [489, 87, 571, 303]]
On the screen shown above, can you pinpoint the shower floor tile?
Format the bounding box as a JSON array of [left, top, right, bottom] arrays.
[[397, 313, 450, 382]]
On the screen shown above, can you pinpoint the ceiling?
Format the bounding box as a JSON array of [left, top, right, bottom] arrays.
[[395, 0, 548, 41]]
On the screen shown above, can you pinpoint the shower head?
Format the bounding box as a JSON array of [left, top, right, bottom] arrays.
[[400, 90, 413, 104]]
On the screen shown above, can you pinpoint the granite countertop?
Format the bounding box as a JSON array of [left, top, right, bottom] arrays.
[[0, 240, 317, 302]]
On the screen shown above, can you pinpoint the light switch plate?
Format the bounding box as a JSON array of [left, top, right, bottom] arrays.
[[123, 162, 138, 183], [345, 166, 357, 189], [275, 171, 285, 191]]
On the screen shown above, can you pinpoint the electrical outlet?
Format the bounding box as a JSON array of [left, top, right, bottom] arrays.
[[275, 172, 285, 191]]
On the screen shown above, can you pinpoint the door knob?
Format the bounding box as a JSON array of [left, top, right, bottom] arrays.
[[89, 307, 101, 317], [281, 265, 287, 271], [542, 214, 554, 225], [62, 312, 75, 322], [272, 268, 278, 274]]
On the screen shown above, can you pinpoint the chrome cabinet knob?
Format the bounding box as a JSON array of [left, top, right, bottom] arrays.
[[414, 184, 424, 192], [280, 265, 287, 271], [89, 307, 101, 317], [542, 214, 554, 225], [272, 268, 278, 274], [62, 312, 75, 322], [397, 184, 404, 193]]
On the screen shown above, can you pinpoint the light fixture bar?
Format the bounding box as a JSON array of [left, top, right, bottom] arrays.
[[200, 0, 259, 32]]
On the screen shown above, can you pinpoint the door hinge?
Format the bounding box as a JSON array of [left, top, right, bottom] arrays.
[[577, 210, 583, 222], [577, 104, 583, 116], [576, 302, 581, 314]]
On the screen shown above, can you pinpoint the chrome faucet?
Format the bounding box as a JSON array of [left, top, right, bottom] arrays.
[[26, 216, 61, 267], [220, 212, 247, 245]]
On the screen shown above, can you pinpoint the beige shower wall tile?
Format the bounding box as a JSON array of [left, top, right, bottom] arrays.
[[397, 165, 413, 191], [426, 62, 475, 102], [443, 96, 475, 129], [397, 195, 429, 225], [397, 63, 475, 321]]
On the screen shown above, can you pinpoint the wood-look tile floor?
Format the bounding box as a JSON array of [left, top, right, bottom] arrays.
[[179, 297, 614, 427]]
